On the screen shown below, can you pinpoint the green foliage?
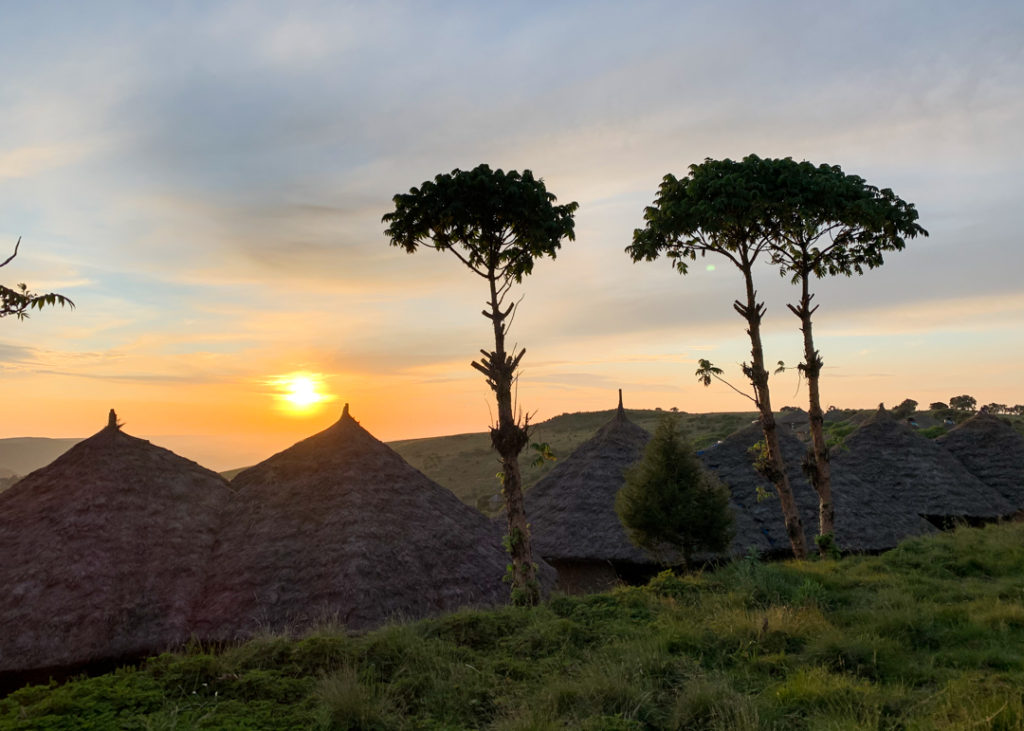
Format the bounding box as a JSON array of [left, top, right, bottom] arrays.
[[892, 398, 919, 420], [615, 416, 734, 567], [950, 394, 978, 412], [815, 532, 841, 560], [823, 419, 857, 449], [382, 164, 577, 283], [628, 156, 773, 271], [529, 441, 556, 468], [1, 238, 75, 320], [6, 523, 1024, 729]]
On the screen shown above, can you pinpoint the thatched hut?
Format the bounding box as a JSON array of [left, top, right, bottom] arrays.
[[937, 411, 1024, 510], [0, 411, 233, 677], [700, 418, 938, 554], [831, 407, 1014, 528], [521, 396, 653, 592], [193, 405, 514, 639], [698, 421, 820, 556]]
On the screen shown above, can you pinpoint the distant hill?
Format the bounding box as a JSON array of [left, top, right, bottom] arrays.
[[0, 437, 82, 481]]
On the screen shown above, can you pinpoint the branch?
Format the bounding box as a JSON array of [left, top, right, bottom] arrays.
[[1, 237, 20, 269], [447, 245, 489, 279]]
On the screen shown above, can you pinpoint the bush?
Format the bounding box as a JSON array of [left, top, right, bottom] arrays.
[[616, 416, 734, 568]]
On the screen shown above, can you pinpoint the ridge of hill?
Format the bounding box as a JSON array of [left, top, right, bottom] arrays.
[[0, 438, 82, 481]]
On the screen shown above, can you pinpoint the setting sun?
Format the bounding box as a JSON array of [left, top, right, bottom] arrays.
[[266, 373, 335, 415]]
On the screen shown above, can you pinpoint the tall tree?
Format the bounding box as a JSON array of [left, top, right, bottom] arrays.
[[757, 158, 926, 542], [616, 416, 733, 570], [1, 238, 74, 319], [628, 157, 809, 558], [383, 164, 577, 605]]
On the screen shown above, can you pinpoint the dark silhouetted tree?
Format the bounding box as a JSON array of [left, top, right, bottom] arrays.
[[949, 395, 977, 412], [629, 157, 808, 558], [1, 238, 74, 319], [749, 158, 926, 544], [383, 164, 577, 605], [929, 402, 948, 411], [893, 399, 919, 420], [616, 416, 733, 569]]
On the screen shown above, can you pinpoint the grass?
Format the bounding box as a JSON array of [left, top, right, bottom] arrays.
[[4, 522, 1024, 729]]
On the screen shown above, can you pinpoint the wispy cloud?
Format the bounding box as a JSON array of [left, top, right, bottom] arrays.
[[2, 1, 1022, 451]]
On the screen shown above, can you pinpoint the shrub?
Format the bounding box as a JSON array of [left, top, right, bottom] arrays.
[[616, 416, 734, 568]]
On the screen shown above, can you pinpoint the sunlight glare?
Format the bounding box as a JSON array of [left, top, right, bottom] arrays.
[[266, 372, 336, 415]]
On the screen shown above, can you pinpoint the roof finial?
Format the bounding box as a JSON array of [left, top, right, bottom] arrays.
[[617, 389, 624, 416], [342, 403, 350, 418], [108, 409, 119, 429]]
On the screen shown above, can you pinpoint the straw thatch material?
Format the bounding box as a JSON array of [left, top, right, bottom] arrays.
[[700, 419, 937, 554], [524, 403, 653, 566], [698, 422, 820, 556], [937, 412, 1024, 509], [193, 405, 514, 638], [0, 413, 233, 675], [831, 407, 1014, 524]]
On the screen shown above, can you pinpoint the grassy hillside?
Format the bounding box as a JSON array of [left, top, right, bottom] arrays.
[[390, 409, 757, 512], [3, 522, 1024, 729]]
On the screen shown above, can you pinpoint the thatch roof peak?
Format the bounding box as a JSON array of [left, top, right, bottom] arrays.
[[866, 404, 895, 425], [194, 405, 516, 636], [524, 408, 652, 564], [0, 421, 233, 674]]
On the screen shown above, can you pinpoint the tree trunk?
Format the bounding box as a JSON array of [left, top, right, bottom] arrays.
[[473, 272, 539, 606], [736, 263, 808, 559], [790, 275, 834, 541]]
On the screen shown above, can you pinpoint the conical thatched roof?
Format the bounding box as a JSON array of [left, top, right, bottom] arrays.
[[524, 399, 652, 564], [193, 405, 513, 638], [700, 418, 937, 554], [937, 412, 1024, 509], [831, 407, 1014, 522], [0, 411, 233, 674], [699, 422, 820, 556]]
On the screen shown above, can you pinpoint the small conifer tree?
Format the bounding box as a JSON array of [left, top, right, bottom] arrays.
[[616, 417, 734, 569]]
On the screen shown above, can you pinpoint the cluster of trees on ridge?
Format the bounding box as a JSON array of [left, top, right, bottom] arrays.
[[383, 154, 927, 600], [891, 397, 1024, 421]]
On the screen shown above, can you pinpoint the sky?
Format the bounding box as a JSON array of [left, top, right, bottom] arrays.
[[2, 1, 1022, 470]]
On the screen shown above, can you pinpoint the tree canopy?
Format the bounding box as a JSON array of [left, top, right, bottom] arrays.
[[950, 395, 978, 412], [758, 156, 928, 280], [383, 164, 577, 282]]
